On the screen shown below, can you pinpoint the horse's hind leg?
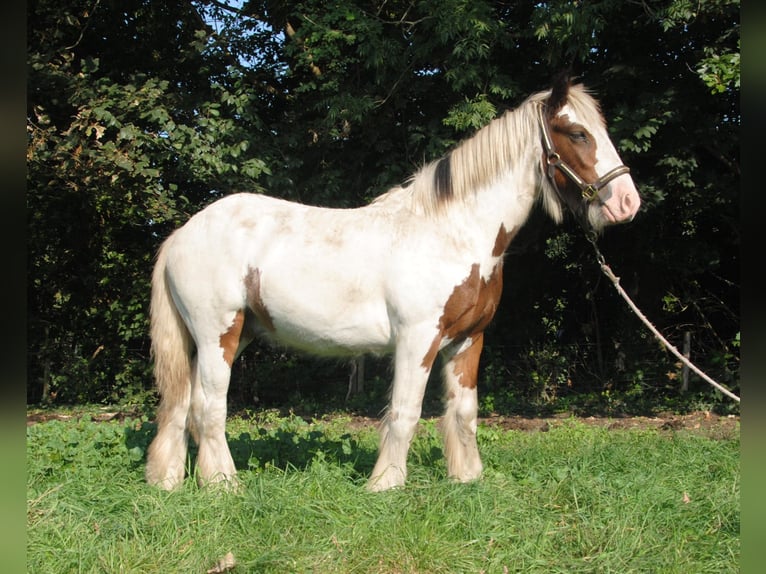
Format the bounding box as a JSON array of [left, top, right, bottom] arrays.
[[189, 326, 242, 488], [441, 335, 484, 483], [145, 367, 192, 489], [190, 347, 238, 487]]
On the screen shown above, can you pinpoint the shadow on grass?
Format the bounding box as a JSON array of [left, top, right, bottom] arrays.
[[227, 427, 379, 477], [123, 420, 392, 480]]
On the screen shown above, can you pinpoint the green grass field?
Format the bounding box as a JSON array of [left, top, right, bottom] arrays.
[[27, 411, 739, 573]]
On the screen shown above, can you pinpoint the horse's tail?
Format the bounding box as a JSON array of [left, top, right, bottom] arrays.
[[146, 236, 195, 487], [150, 237, 194, 407]]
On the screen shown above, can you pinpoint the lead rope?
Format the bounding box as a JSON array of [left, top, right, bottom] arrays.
[[585, 231, 740, 403]]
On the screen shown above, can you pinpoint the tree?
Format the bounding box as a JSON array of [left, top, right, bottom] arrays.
[[27, 0, 739, 408], [27, 0, 272, 402]]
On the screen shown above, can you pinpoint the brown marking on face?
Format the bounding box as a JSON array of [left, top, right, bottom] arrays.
[[219, 310, 245, 367], [244, 266, 275, 332], [547, 113, 600, 193], [451, 333, 484, 389], [492, 224, 517, 257], [421, 261, 504, 369]]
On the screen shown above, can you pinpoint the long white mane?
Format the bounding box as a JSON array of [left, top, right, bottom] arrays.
[[375, 84, 604, 221]]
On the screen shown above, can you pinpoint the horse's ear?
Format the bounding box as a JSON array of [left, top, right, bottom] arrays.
[[546, 70, 572, 116]]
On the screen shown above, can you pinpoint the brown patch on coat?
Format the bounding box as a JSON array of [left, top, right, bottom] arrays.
[[449, 333, 484, 389], [219, 310, 245, 367], [492, 224, 517, 257], [244, 266, 275, 332], [421, 261, 504, 370]]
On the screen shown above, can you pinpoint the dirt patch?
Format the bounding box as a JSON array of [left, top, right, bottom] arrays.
[[26, 408, 739, 440], [26, 408, 144, 426], [331, 411, 740, 440], [480, 411, 740, 440]]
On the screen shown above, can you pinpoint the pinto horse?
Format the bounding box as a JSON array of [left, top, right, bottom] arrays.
[[146, 77, 640, 492]]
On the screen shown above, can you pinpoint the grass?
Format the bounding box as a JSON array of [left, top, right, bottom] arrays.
[[27, 411, 739, 573]]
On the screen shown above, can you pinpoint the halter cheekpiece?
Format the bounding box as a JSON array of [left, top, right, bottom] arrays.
[[537, 103, 630, 204]]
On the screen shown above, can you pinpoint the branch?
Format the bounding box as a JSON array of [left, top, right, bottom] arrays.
[[284, 19, 322, 77], [63, 0, 102, 50]]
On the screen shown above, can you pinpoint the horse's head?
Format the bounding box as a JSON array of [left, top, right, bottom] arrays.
[[539, 75, 641, 232]]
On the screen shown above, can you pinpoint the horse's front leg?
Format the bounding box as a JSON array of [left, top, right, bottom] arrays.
[[441, 334, 484, 483], [367, 329, 436, 492]]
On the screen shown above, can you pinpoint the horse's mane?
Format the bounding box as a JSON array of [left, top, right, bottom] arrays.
[[374, 84, 603, 219]]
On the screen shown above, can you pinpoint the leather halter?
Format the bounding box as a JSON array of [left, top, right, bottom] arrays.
[[538, 103, 630, 204]]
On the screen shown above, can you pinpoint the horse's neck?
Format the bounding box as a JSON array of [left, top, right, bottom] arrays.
[[442, 151, 541, 249]]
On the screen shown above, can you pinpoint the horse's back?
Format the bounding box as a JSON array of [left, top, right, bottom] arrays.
[[160, 192, 398, 355]]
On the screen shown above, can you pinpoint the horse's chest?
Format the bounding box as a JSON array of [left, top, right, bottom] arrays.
[[438, 261, 504, 339]]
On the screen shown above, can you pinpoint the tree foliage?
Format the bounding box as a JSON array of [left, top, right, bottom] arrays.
[[27, 0, 739, 409]]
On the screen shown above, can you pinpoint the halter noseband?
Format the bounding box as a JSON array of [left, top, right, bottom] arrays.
[[537, 103, 630, 204]]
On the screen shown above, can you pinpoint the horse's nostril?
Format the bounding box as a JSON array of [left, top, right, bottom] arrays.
[[624, 188, 641, 216]]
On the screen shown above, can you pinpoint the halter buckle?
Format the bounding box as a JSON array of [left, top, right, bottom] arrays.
[[581, 184, 599, 202], [546, 152, 561, 166]]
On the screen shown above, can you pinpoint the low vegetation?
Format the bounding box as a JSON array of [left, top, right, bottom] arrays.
[[27, 410, 739, 573]]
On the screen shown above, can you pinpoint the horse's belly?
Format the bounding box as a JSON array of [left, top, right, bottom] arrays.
[[266, 302, 394, 356], [254, 270, 393, 356]]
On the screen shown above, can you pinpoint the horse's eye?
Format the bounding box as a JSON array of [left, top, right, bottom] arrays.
[[569, 131, 588, 143]]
